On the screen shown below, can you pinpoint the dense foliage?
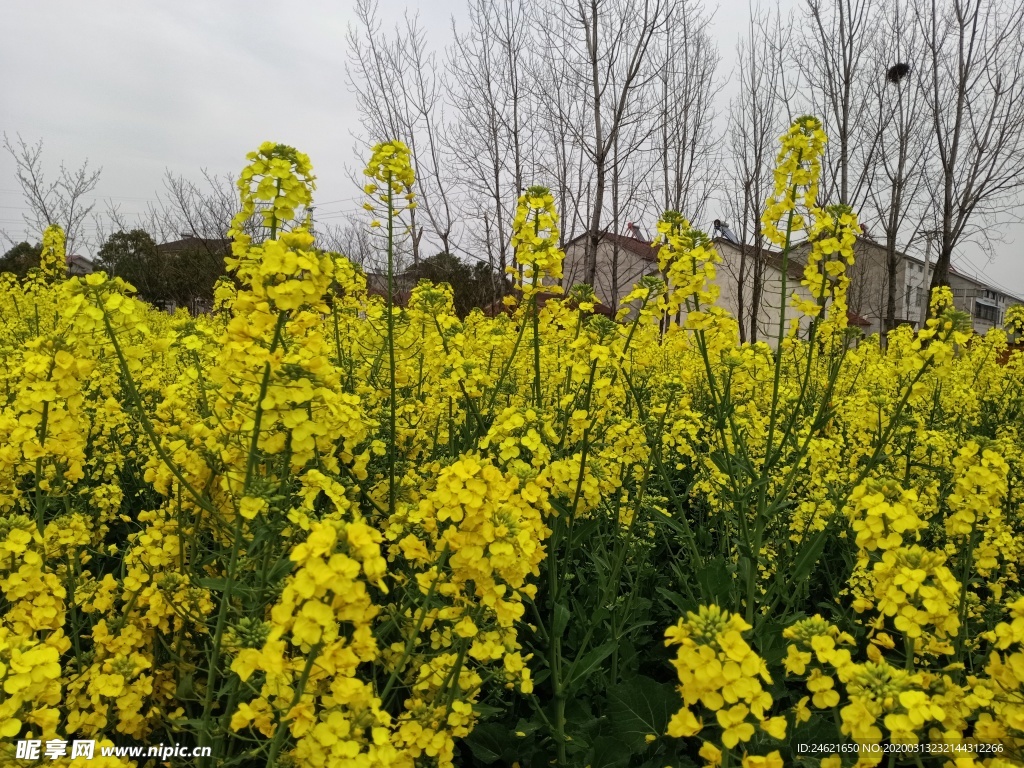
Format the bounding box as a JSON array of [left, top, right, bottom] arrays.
[[402, 252, 510, 317], [2, 121, 1024, 768], [96, 229, 228, 312], [0, 241, 43, 281]]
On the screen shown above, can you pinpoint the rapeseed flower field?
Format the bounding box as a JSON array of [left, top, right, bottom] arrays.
[[1, 118, 1023, 767]]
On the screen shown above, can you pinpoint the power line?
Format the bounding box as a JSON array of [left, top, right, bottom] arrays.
[[0, 188, 161, 203]]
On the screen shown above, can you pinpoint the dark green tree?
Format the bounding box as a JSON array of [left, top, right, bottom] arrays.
[[97, 229, 168, 306], [0, 241, 43, 279], [163, 242, 227, 312], [404, 252, 509, 317]]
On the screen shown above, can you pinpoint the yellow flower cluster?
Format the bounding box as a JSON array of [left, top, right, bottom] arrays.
[[364, 140, 417, 212], [845, 479, 926, 558], [797, 204, 860, 340], [1005, 303, 1024, 336], [229, 507, 397, 764], [665, 605, 786, 764], [2, 122, 1024, 768], [652, 212, 731, 337], [38, 224, 66, 283], [383, 455, 549, 714], [508, 185, 564, 300], [946, 442, 1017, 592], [233, 141, 315, 236], [761, 115, 827, 249]]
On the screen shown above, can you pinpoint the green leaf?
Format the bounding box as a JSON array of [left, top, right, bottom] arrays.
[[656, 587, 693, 615], [462, 723, 512, 764], [472, 702, 505, 719], [174, 671, 194, 699], [605, 674, 679, 754], [566, 641, 616, 691], [789, 525, 832, 584], [197, 577, 229, 592], [553, 601, 571, 639], [513, 717, 541, 737], [267, 555, 295, 583], [588, 735, 632, 768]]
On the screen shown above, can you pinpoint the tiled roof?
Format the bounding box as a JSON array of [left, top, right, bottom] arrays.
[[847, 310, 872, 327], [564, 231, 660, 262]]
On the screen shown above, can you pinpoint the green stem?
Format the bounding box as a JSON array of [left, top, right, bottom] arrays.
[[241, 311, 289, 495], [265, 642, 321, 767], [386, 177, 398, 517], [198, 511, 245, 758], [532, 287, 542, 410], [380, 545, 450, 705]]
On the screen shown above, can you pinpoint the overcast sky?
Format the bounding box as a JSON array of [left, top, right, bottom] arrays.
[[3, 0, 1022, 294]]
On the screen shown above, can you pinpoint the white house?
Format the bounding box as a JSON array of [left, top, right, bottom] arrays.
[[561, 227, 836, 346], [791, 236, 1024, 337]]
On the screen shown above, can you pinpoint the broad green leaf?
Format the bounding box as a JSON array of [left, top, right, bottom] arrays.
[[553, 601, 571, 639], [588, 735, 632, 768], [566, 641, 616, 691], [696, 556, 733, 606], [605, 674, 679, 754], [462, 723, 512, 764]]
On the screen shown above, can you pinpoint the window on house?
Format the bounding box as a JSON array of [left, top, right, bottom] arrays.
[[915, 287, 923, 307], [975, 303, 998, 323]]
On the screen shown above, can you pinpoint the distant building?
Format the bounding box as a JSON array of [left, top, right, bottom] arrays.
[[66, 254, 93, 276], [561, 230, 661, 312], [364, 270, 417, 306], [789, 237, 1024, 336], [561, 227, 821, 346], [712, 238, 815, 344], [157, 236, 230, 258]]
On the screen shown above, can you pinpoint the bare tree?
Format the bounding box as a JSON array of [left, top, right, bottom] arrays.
[[347, 0, 458, 262], [607, 121, 658, 309], [154, 169, 244, 245], [724, 6, 794, 342], [3, 134, 101, 255], [318, 217, 367, 262], [90, 168, 253, 312], [91, 201, 136, 253], [917, 0, 1024, 289], [646, 0, 721, 223], [862, 0, 933, 332], [534, 0, 670, 285], [795, 0, 880, 209], [448, 0, 537, 288], [531, 47, 593, 251]]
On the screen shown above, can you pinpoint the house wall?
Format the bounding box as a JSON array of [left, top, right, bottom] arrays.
[[790, 239, 920, 337], [947, 275, 1015, 335], [559, 235, 982, 347], [561, 239, 657, 311], [563, 237, 814, 347], [810, 238, 1023, 337], [565, 233, 1024, 340], [847, 242, 891, 336], [899, 256, 927, 328], [714, 241, 813, 346]]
